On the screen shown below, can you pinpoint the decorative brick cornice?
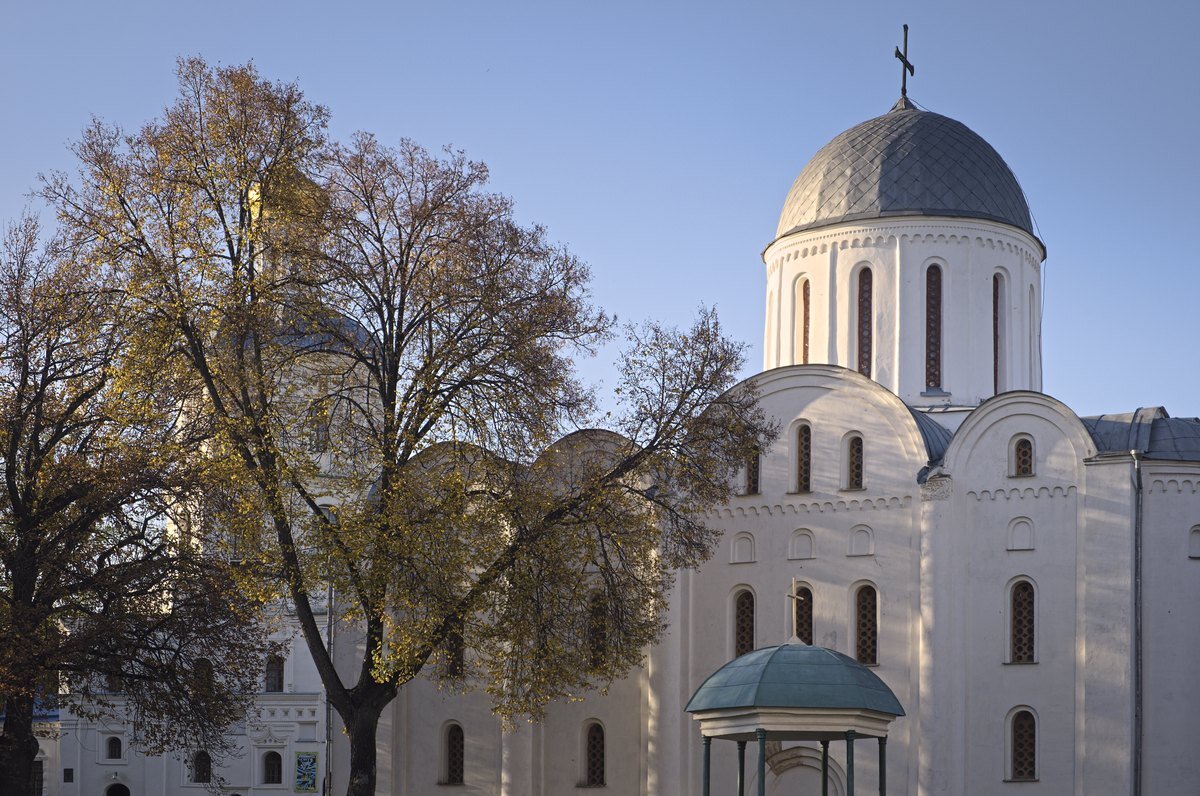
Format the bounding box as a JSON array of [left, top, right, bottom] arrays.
[[966, 484, 1076, 501], [709, 495, 912, 518]]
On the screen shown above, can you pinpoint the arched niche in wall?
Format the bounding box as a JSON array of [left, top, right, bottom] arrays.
[[788, 529, 815, 560], [731, 532, 756, 564], [847, 525, 874, 557], [1008, 517, 1034, 551]]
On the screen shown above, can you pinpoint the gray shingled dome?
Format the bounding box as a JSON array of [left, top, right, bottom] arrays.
[[685, 644, 905, 717], [776, 98, 1033, 240]]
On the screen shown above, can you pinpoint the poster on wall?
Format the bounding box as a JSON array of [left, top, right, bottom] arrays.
[[295, 751, 319, 792]]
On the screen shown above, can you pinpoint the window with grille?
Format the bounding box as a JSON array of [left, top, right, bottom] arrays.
[[793, 586, 813, 645], [445, 723, 465, 785], [926, 265, 942, 389], [1013, 437, 1034, 477], [1011, 581, 1035, 663], [1011, 710, 1036, 780], [30, 760, 43, 796], [585, 723, 605, 786], [857, 268, 873, 377], [744, 456, 760, 495], [264, 655, 284, 693], [263, 751, 283, 785], [796, 425, 812, 493], [846, 435, 864, 490], [855, 585, 877, 665], [192, 751, 212, 784], [734, 590, 755, 657], [106, 737, 122, 760], [801, 278, 811, 364], [587, 594, 608, 670]]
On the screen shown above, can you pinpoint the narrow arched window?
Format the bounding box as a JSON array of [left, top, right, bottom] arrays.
[[1012, 437, 1034, 477], [793, 585, 813, 645], [855, 585, 878, 665], [308, 402, 331, 452], [857, 268, 873, 377], [585, 723, 605, 786], [444, 617, 465, 678], [192, 751, 212, 784], [587, 594, 608, 670], [263, 751, 283, 784], [794, 277, 811, 365], [1011, 581, 1035, 663], [106, 736, 122, 760], [445, 723, 465, 785], [926, 265, 942, 389], [846, 435, 864, 490], [993, 273, 1006, 393], [734, 590, 755, 657], [744, 455, 760, 495], [795, 424, 812, 493], [264, 654, 284, 693], [1011, 710, 1036, 780]]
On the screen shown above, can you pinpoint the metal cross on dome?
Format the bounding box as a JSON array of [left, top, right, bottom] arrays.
[[895, 24, 915, 98]]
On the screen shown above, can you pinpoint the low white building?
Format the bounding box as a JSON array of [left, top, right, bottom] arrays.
[[58, 609, 330, 796], [56, 93, 1200, 796]]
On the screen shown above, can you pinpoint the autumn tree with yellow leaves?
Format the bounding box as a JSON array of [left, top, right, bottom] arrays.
[[45, 59, 774, 796], [0, 216, 270, 796]]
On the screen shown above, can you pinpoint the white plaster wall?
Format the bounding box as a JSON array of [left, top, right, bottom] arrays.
[[1078, 457, 1135, 795], [357, 620, 649, 795], [34, 730, 60, 796], [1140, 465, 1200, 794], [935, 393, 1096, 795], [683, 367, 925, 795], [761, 218, 1044, 408]]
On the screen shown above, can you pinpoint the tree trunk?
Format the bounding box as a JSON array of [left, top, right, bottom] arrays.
[[0, 693, 38, 796], [344, 706, 385, 796]]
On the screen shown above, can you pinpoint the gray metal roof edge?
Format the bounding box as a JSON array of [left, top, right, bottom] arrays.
[[907, 405, 954, 469], [1081, 407, 1167, 454], [769, 209, 1045, 255]]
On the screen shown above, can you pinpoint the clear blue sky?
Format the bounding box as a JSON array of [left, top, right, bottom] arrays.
[[3, 0, 1198, 417]]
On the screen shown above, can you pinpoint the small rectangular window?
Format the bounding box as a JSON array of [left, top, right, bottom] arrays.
[[796, 425, 812, 493], [847, 436, 864, 490], [63, 768, 74, 783], [743, 456, 760, 495]]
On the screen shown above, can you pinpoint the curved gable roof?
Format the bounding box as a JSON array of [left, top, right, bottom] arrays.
[[1082, 407, 1200, 462]]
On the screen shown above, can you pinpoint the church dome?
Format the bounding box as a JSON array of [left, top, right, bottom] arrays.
[[775, 98, 1033, 240]]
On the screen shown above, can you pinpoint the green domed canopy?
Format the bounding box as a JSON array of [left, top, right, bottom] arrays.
[[686, 644, 904, 717], [686, 644, 906, 793]]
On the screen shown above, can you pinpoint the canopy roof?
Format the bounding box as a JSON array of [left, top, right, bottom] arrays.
[[686, 644, 904, 717]]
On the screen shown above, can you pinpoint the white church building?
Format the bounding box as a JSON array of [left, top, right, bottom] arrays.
[[53, 93, 1200, 796]]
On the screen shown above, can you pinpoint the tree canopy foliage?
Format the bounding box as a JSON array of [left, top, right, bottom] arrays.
[[41, 58, 775, 796], [0, 216, 268, 796]]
